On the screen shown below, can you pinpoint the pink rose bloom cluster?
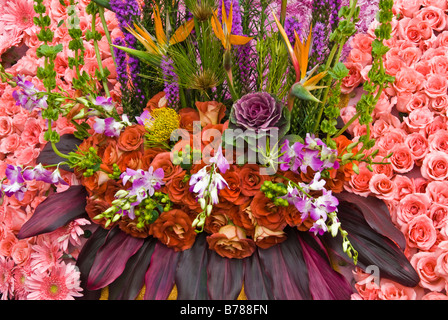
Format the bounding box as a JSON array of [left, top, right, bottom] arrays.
[[0, 0, 120, 300], [342, 0, 448, 300]]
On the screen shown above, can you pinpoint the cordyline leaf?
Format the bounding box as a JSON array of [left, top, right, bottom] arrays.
[[144, 242, 180, 300], [108, 237, 156, 300], [175, 233, 209, 300], [18, 185, 88, 239], [322, 201, 420, 288], [243, 250, 273, 300], [207, 251, 244, 300], [298, 232, 353, 300], [37, 134, 82, 172], [75, 227, 109, 300], [257, 228, 311, 300], [335, 191, 406, 250], [86, 227, 144, 291]]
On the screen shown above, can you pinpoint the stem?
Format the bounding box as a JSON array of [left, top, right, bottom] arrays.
[[332, 111, 361, 138], [47, 120, 70, 159], [98, 6, 117, 69], [280, 0, 287, 26], [91, 12, 111, 97]]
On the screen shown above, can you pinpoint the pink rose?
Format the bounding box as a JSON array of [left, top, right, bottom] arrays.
[[429, 203, 448, 229], [341, 62, 363, 94], [430, 95, 448, 114], [430, 55, 448, 76], [411, 251, 446, 291], [0, 133, 21, 154], [415, 5, 447, 31], [371, 156, 394, 178], [345, 163, 373, 197], [423, 0, 448, 10], [346, 48, 372, 67], [394, 0, 424, 18], [424, 74, 448, 98], [10, 240, 31, 266], [0, 232, 17, 257], [402, 18, 433, 43], [424, 115, 447, 137], [393, 175, 416, 201], [0, 116, 14, 138], [21, 117, 45, 146], [369, 173, 397, 201], [405, 132, 429, 163], [426, 180, 448, 205], [415, 59, 432, 77], [378, 279, 417, 300], [389, 144, 415, 173], [375, 128, 405, 152], [429, 129, 448, 153], [403, 107, 434, 132], [405, 215, 437, 251], [384, 56, 405, 77], [436, 30, 448, 47], [392, 66, 425, 94], [405, 92, 430, 113], [400, 45, 422, 67], [397, 193, 430, 227], [421, 150, 448, 180], [350, 33, 374, 53], [422, 292, 448, 300]]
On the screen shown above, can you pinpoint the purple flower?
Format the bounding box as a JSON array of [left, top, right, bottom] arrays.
[[2, 165, 27, 200], [189, 166, 228, 205], [161, 55, 179, 109], [209, 146, 229, 174], [94, 96, 115, 113], [23, 164, 53, 184], [49, 168, 69, 185], [230, 92, 285, 133], [309, 219, 328, 236], [12, 75, 48, 112], [93, 117, 124, 137], [135, 110, 154, 128]]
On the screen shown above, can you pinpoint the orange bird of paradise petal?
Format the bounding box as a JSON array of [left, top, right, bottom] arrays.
[[211, 1, 253, 50]]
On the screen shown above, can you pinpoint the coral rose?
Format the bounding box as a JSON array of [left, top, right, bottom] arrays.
[[369, 173, 397, 201], [253, 225, 287, 249], [389, 144, 414, 173], [117, 124, 146, 151], [150, 151, 183, 182], [239, 164, 266, 197], [405, 215, 437, 251], [421, 151, 448, 180], [426, 181, 448, 205], [345, 163, 373, 197], [195, 101, 226, 127], [397, 193, 430, 227], [146, 91, 167, 111], [150, 209, 196, 251], [411, 251, 446, 291], [178, 107, 200, 133], [341, 62, 363, 94], [377, 279, 417, 300], [206, 224, 256, 259], [250, 191, 287, 230]]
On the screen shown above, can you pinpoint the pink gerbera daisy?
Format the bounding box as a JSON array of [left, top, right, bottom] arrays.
[[30, 236, 64, 272], [0, 0, 37, 37], [52, 218, 91, 253], [12, 263, 32, 300], [26, 262, 83, 300], [0, 256, 15, 300]]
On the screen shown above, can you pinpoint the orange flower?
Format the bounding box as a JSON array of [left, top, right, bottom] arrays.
[[195, 101, 226, 127], [150, 209, 197, 251], [178, 107, 200, 133], [250, 191, 287, 231], [150, 151, 183, 182], [146, 91, 167, 111], [239, 164, 267, 197], [117, 124, 146, 151], [206, 224, 256, 259], [253, 225, 287, 249]]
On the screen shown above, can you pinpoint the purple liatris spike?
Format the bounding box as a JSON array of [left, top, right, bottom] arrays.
[[160, 55, 180, 109]]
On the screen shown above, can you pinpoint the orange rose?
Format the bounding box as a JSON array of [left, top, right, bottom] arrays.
[[239, 164, 267, 197], [146, 91, 167, 111], [149, 209, 197, 251], [117, 124, 146, 151], [117, 150, 143, 171], [206, 225, 256, 259], [204, 209, 231, 234], [253, 225, 287, 249], [250, 191, 287, 230], [179, 107, 200, 133], [101, 138, 120, 166], [218, 166, 247, 204], [165, 170, 188, 204], [119, 216, 150, 239], [85, 197, 116, 229], [195, 101, 226, 127], [150, 151, 183, 182], [229, 201, 256, 237]]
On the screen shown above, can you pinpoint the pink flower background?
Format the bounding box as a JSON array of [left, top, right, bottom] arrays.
[[1, 0, 448, 300]]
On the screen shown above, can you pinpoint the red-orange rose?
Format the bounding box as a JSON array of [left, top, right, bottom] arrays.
[[179, 107, 200, 133], [250, 191, 287, 230], [253, 225, 287, 249], [149, 209, 197, 251], [165, 170, 188, 204], [146, 91, 167, 111], [206, 225, 256, 259], [117, 124, 146, 151], [239, 164, 266, 197], [150, 151, 183, 182], [118, 216, 151, 239], [117, 150, 143, 172], [85, 197, 115, 229]]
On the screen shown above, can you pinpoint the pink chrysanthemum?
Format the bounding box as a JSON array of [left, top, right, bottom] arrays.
[[52, 218, 91, 252], [12, 263, 32, 300], [30, 236, 64, 272], [0, 256, 15, 300], [26, 262, 83, 300], [0, 0, 37, 36]]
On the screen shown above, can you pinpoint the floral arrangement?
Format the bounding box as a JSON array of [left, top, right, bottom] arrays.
[[1, 0, 445, 301]]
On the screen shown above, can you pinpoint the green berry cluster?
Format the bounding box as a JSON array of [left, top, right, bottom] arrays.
[[68, 146, 102, 177], [108, 163, 122, 180], [172, 144, 202, 170], [260, 180, 289, 207], [134, 192, 172, 229]]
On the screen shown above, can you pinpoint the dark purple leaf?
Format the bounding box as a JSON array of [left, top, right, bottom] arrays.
[[206, 251, 243, 300], [75, 227, 109, 300], [175, 233, 209, 300], [243, 250, 273, 300], [108, 237, 156, 300], [257, 228, 311, 300], [37, 134, 82, 172], [87, 228, 144, 291], [144, 242, 180, 300], [18, 185, 88, 239], [335, 192, 406, 250], [298, 232, 353, 300], [322, 201, 420, 288]]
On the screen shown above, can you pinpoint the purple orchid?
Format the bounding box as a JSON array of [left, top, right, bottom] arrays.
[[209, 146, 230, 174], [2, 164, 27, 200], [23, 164, 53, 184], [93, 117, 124, 137], [12, 75, 48, 112], [94, 96, 116, 113]]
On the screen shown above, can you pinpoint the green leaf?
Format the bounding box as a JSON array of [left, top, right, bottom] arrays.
[[328, 62, 349, 80]]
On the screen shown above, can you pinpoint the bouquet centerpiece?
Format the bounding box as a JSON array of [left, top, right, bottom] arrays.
[[0, 0, 426, 300]]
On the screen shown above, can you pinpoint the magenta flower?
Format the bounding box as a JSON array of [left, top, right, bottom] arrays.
[[93, 117, 124, 137], [2, 164, 27, 200], [12, 75, 48, 112]]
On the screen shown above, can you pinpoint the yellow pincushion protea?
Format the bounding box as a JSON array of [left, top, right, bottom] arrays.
[[144, 107, 180, 147]]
